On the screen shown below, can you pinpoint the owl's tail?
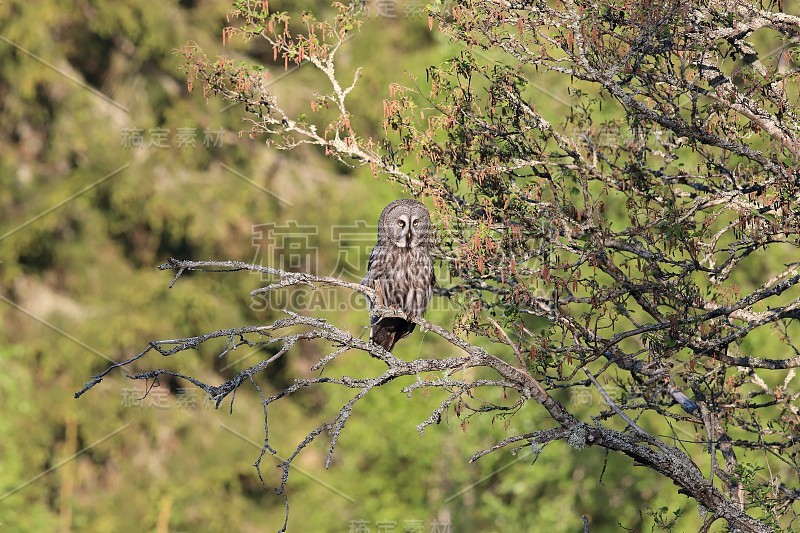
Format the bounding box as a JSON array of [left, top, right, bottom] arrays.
[[371, 317, 416, 352]]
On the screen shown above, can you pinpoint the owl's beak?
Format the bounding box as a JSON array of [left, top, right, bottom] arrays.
[[406, 231, 412, 244]]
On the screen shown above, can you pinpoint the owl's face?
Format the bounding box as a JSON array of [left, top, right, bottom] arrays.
[[379, 199, 432, 249]]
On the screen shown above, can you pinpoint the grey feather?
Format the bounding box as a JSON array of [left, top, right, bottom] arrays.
[[361, 199, 435, 351]]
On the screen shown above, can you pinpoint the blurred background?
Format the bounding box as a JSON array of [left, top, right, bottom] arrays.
[[0, 0, 734, 531]]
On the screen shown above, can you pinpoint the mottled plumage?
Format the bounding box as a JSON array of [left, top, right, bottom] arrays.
[[361, 199, 435, 351]]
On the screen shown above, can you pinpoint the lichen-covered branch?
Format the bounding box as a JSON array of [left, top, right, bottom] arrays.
[[78, 256, 782, 531]]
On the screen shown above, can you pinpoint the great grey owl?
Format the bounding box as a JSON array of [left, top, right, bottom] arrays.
[[361, 199, 435, 351]]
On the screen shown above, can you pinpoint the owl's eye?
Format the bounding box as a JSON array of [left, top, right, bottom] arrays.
[[397, 220, 405, 228], [412, 219, 419, 228]]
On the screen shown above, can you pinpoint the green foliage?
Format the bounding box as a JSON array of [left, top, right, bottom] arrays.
[[1, 1, 514, 531], [4, 0, 799, 532], [645, 505, 686, 532]]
